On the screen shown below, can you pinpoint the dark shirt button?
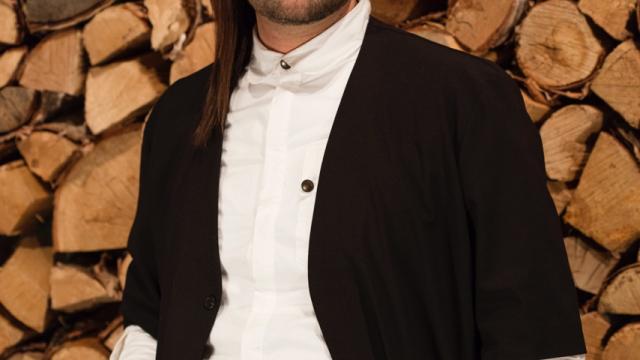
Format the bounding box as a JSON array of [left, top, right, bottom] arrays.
[[202, 341, 214, 358], [203, 294, 216, 310], [301, 179, 314, 192], [279, 59, 291, 69]]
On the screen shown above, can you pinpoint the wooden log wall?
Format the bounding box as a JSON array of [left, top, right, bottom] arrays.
[[0, 0, 638, 358]]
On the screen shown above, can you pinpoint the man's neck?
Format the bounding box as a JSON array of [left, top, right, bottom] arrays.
[[254, 0, 358, 54]]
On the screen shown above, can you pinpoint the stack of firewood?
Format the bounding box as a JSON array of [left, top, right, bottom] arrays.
[[0, 0, 638, 358]]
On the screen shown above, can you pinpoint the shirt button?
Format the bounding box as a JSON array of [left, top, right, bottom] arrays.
[[203, 294, 216, 310], [301, 179, 314, 192], [279, 59, 291, 69]]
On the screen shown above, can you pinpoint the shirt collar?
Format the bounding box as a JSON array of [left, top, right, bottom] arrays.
[[244, 0, 371, 88]]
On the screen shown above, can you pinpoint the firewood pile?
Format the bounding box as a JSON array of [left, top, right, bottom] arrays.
[[0, 0, 638, 358]]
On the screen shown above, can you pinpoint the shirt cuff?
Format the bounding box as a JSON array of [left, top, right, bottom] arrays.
[[109, 324, 158, 360]]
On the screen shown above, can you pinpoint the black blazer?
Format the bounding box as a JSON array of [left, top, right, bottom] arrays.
[[120, 15, 586, 360]]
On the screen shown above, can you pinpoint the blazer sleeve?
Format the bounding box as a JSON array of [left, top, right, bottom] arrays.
[[456, 62, 587, 360], [120, 100, 163, 341]]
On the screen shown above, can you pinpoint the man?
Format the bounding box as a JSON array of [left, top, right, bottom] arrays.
[[111, 0, 587, 359]]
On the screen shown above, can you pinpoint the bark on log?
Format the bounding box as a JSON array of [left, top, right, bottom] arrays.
[[539, 105, 603, 182], [21, 0, 114, 33], [515, 0, 604, 91], [82, 3, 151, 66], [597, 264, 640, 315], [563, 132, 640, 254], [0, 236, 53, 333], [18, 28, 86, 96], [170, 21, 215, 84], [0, 86, 38, 134], [602, 322, 640, 360], [84, 54, 167, 135], [0, 160, 51, 236], [591, 39, 640, 129], [578, 0, 636, 41], [445, 0, 527, 53], [0, 46, 27, 87], [52, 124, 143, 252]]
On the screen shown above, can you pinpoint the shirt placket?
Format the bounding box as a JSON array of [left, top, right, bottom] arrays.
[[241, 79, 292, 360]]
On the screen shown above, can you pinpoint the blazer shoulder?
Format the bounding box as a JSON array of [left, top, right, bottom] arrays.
[[145, 63, 213, 135], [367, 16, 512, 90]]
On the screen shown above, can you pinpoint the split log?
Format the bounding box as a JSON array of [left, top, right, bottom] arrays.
[[82, 3, 151, 66], [0, 0, 22, 45], [591, 39, 640, 129], [370, 0, 423, 24], [0, 236, 53, 332], [21, 0, 114, 33], [547, 180, 573, 215], [563, 236, 618, 294], [0, 160, 51, 236], [0, 46, 27, 87], [19, 28, 86, 96], [7, 352, 44, 360], [145, 0, 200, 52], [29, 91, 77, 125], [515, 0, 604, 91], [52, 124, 143, 252], [578, 0, 636, 41], [170, 21, 215, 84], [597, 264, 640, 315], [49, 338, 108, 360], [50, 263, 120, 312], [520, 90, 551, 123], [0, 313, 26, 354], [580, 312, 610, 359], [602, 322, 640, 359], [84, 54, 167, 135], [99, 316, 123, 351], [563, 132, 640, 254], [118, 252, 132, 289], [539, 105, 603, 182], [0, 86, 38, 133], [445, 0, 527, 53], [202, 0, 213, 18], [405, 21, 464, 52], [34, 120, 88, 145], [16, 130, 78, 183]]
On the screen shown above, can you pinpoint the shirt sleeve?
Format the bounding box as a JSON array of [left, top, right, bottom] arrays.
[[110, 324, 158, 360], [542, 355, 586, 360], [456, 60, 587, 359]]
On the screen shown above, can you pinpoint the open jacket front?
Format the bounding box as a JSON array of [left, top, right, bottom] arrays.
[[120, 16, 586, 360]]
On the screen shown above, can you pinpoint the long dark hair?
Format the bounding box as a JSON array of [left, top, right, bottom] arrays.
[[191, 0, 256, 149]]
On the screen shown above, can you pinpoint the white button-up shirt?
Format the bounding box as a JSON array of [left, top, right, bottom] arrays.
[[110, 0, 585, 358]]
